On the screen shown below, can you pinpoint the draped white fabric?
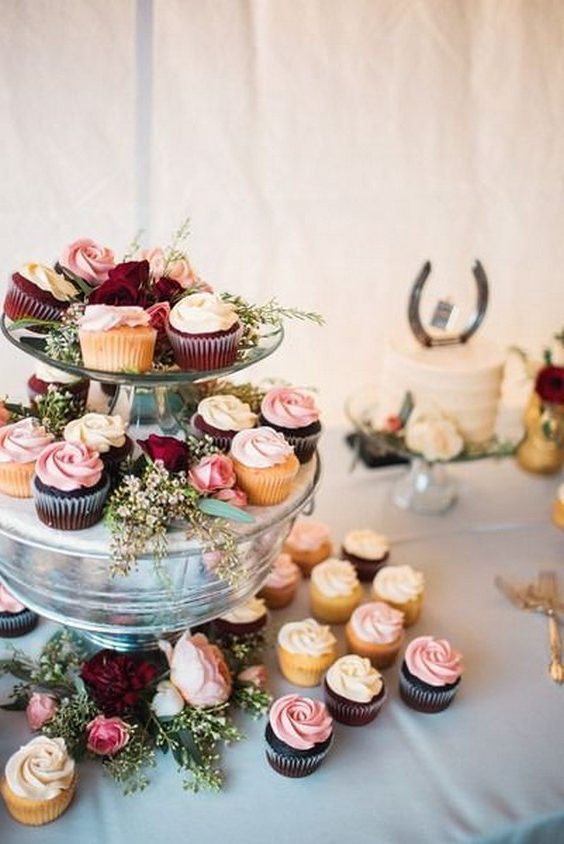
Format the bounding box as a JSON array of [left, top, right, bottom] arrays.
[[1, 0, 563, 420]]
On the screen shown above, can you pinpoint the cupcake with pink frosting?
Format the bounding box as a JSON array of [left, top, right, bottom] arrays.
[[258, 553, 302, 609], [32, 441, 109, 530], [4, 262, 79, 323], [345, 602, 405, 669], [399, 635, 463, 713], [260, 387, 321, 464], [78, 305, 157, 373], [265, 694, 334, 778], [229, 426, 299, 505], [0, 419, 55, 498], [0, 584, 38, 638], [166, 292, 241, 371], [283, 518, 332, 576]]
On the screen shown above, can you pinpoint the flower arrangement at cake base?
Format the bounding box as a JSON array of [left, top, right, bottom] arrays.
[[0, 627, 270, 804]]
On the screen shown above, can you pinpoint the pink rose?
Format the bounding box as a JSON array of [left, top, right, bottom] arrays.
[[0, 402, 10, 426], [213, 486, 248, 508], [385, 415, 403, 433], [60, 238, 115, 286], [139, 247, 167, 279], [26, 692, 57, 730], [159, 632, 232, 707], [189, 453, 236, 494], [237, 664, 267, 689], [86, 715, 130, 756], [146, 300, 171, 334]]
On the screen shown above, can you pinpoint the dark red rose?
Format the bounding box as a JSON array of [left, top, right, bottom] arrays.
[[80, 650, 157, 715], [88, 260, 150, 306], [153, 276, 183, 302], [137, 434, 190, 473], [535, 366, 564, 404]]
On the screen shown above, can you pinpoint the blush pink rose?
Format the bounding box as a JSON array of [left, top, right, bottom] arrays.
[[60, 238, 115, 286], [146, 300, 171, 334], [159, 632, 232, 707], [237, 664, 267, 689], [189, 453, 236, 494], [213, 486, 248, 507], [26, 692, 57, 730], [86, 715, 130, 756], [139, 247, 167, 279], [0, 403, 10, 426]]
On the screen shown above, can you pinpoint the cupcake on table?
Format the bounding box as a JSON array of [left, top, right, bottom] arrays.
[[372, 564, 424, 627], [213, 597, 268, 638], [229, 426, 299, 505], [276, 617, 338, 687], [283, 518, 332, 576], [0, 418, 54, 498], [265, 694, 334, 778], [323, 654, 387, 726], [27, 362, 89, 411], [4, 262, 78, 323], [341, 528, 390, 582], [192, 394, 257, 452], [399, 635, 463, 713], [309, 557, 363, 624], [166, 292, 241, 371], [78, 305, 157, 373], [345, 602, 405, 669], [259, 386, 321, 464], [258, 553, 302, 609], [552, 483, 564, 529], [0, 583, 38, 638]]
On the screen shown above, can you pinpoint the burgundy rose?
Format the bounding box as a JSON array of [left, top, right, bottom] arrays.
[[86, 715, 130, 756], [137, 434, 190, 473], [80, 650, 157, 715], [153, 276, 183, 302], [88, 260, 150, 306], [535, 366, 564, 405]]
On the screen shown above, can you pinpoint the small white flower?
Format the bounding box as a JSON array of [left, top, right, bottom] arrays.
[[150, 680, 185, 718]]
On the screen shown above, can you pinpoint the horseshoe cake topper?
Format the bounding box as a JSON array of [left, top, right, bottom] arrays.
[[408, 260, 489, 347]]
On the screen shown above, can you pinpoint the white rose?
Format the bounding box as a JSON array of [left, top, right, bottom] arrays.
[[150, 680, 185, 718], [405, 405, 464, 462]]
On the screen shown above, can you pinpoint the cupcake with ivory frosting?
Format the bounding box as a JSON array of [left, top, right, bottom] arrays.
[[166, 292, 241, 371], [309, 558, 363, 624], [341, 529, 390, 582], [193, 394, 257, 451], [399, 635, 463, 713], [258, 553, 302, 609], [0, 736, 76, 825], [230, 426, 299, 505], [33, 441, 109, 530], [0, 584, 38, 638], [552, 483, 564, 529], [63, 413, 132, 478], [345, 602, 405, 669], [276, 617, 338, 687], [78, 305, 156, 373], [0, 419, 54, 498], [372, 564, 424, 627], [259, 387, 321, 464], [283, 518, 332, 575], [265, 694, 333, 778], [323, 654, 386, 725], [27, 362, 89, 411], [4, 263, 78, 323], [213, 597, 268, 637]]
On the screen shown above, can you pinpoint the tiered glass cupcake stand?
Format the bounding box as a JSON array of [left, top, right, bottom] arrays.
[[0, 317, 320, 650]]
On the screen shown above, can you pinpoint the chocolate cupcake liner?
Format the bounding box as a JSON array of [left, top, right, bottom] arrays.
[[399, 664, 460, 713], [0, 608, 39, 638], [4, 281, 66, 324], [213, 616, 268, 638], [265, 726, 333, 778], [167, 324, 241, 371], [282, 431, 321, 464], [33, 475, 110, 531], [341, 549, 389, 582], [323, 679, 386, 726]]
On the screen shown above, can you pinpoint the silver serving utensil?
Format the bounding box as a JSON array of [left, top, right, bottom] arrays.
[[494, 576, 529, 609], [528, 571, 564, 684]]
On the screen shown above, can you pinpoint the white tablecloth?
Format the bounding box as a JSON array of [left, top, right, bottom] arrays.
[[1, 429, 563, 844]]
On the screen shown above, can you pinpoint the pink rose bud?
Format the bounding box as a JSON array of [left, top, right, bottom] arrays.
[[26, 692, 57, 731], [86, 715, 130, 756], [60, 238, 115, 286], [213, 486, 248, 508], [158, 632, 232, 707], [237, 664, 267, 689], [189, 453, 236, 494], [385, 415, 403, 433]]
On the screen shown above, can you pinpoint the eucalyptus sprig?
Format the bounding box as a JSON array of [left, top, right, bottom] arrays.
[[220, 293, 324, 347]]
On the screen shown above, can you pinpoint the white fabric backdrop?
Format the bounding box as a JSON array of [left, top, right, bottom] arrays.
[[1, 0, 563, 421]]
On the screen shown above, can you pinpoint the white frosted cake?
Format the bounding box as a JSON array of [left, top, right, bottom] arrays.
[[379, 337, 505, 443]]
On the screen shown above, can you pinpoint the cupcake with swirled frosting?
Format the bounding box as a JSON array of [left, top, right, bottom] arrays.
[[78, 305, 156, 373], [276, 617, 338, 686], [345, 602, 405, 669], [341, 528, 390, 582], [27, 362, 89, 412], [166, 292, 241, 371], [0, 583, 38, 638], [64, 412, 132, 481], [399, 635, 463, 713], [258, 553, 302, 609], [283, 518, 332, 575], [193, 394, 257, 451], [323, 655, 386, 725], [0, 736, 76, 825], [213, 596, 268, 637], [259, 387, 321, 464], [265, 694, 334, 777], [33, 441, 109, 530], [0, 418, 55, 498], [4, 262, 79, 323], [309, 558, 363, 624], [230, 426, 299, 505], [372, 564, 424, 627]]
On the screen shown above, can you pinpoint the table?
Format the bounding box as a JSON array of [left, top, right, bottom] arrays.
[[1, 428, 563, 844]]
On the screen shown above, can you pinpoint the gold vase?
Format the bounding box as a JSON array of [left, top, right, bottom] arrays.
[[516, 399, 564, 475]]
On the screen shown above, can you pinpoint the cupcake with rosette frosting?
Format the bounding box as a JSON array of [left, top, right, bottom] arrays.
[[260, 387, 321, 464], [345, 602, 405, 669], [0, 583, 38, 638], [0, 418, 54, 498], [323, 654, 386, 726], [166, 292, 241, 371], [372, 564, 424, 627], [341, 528, 390, 582], [258, 552, 302, 609], [4, 262, 78, 323], [265, 694, 334, 778], [193, 394, 257, 451], [78, 305, 156, 373], [213, 596, 268, 637], [33, 441, 109, 530], [0, 736, 76, 825], [309, 558, 363, 624], [276, 617, 338, 687], [399, 635, 463, 713], [63, 413, 132, 482], [27, 362, 89, 412], [230, 426, 299, 505], [283, 518, 332, 576]]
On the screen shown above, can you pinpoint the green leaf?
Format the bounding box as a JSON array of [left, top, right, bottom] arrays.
[[197, 498, 254, 523], [58, 265, 93, 298], [9, 318, 60, 331], [176, 727, 203, 766], [0, 698, 29, 712]]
